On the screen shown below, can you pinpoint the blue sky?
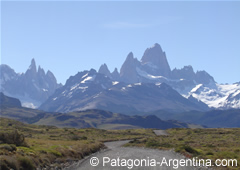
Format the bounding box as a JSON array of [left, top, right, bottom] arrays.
[[1, 1, 240, 84]]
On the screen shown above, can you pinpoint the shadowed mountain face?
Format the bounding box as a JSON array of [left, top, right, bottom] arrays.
[[0, 92, 21, 107], [0, 94, 190, 129], [0, 59, 61, 108], [39, 69, 209, 114], [141, 43, 171, 77], [0, 102, 190, 129]]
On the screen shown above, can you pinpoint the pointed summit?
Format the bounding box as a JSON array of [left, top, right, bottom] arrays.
[[141, 43, 164, 64], [126, 52, 134, 61], [152, 43, 163, 51], [120, 52, 140, 83], [38, 65, 45, 76], [98, 63, 111, 78], [111, 68, 120, 81], [28, 58, 37, 73], [25, 58, 37, 77], [141, 43, 171, 77]]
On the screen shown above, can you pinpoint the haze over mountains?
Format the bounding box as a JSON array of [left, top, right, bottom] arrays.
[[1, 43, 239, 114]]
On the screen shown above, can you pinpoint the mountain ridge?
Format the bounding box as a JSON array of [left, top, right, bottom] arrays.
[[0, 59, 62, 108], [97, 43, 239, 110], [39, 68, 209, 114]]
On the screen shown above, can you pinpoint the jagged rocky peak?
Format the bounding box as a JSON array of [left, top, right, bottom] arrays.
[[126, 52, 134, 61], [25, 58, 38, 78], [120, 52, 138, 74], [28, 58, 37, 72], [111, 68, 120, 81], [1, 58, 61, 108], [0, 64, 18, 83], [120, 52, 140, 83], [141, 43, 171, 77], [195, 70, 215, 84], [98, 63, 111, 78], [172, 65, 195, 80], [141, 43, 163, 63], [112, 68, 119, 75], [38, 65, 45, 76]]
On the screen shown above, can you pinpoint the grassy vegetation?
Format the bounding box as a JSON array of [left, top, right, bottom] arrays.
[[125, 128, 240, 169], [0, 118, 154, 169], [1, 116, 240, 169]]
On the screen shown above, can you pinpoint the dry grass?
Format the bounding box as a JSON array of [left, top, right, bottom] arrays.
[[0, 118, 153, 169], [125, 128, 240, 169]]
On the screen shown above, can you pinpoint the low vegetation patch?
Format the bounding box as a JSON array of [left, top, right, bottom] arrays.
[[0, 118, 154, 169], [125, 128, 240, 169]]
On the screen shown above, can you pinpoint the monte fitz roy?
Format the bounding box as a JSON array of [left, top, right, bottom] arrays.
[[1, 43, 240, 116]]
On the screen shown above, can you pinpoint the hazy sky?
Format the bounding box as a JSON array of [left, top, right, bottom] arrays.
[[1, 1, 240, 84]]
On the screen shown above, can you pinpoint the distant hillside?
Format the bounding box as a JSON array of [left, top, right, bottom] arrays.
[[0, 92, 21, 107], [36, 109, 190, 129], [149, 109, 240, 128], [0, 102, 190, 129]]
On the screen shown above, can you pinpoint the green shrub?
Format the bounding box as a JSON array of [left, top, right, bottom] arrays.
[[176, 145, 199, 156], [18, 156, 35, 170], [146, 138, 160, 147], [0, 144, 16, 152], [182, 145, 199, 155], [206, 151, 214, 155], [0, 130, 27, 146], [1, 157, 18, 170]]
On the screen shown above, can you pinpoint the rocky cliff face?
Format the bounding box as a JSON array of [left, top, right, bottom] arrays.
[[98, 63, 112, 78], [119, 52, 141, 83], [98, 44, 215, 93], [141, 43, 171, 77], [0, 59, 61, 108], [99, 44, 214, 86]]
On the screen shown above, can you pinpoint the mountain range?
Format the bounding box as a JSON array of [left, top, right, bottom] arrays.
[[39, 69, 209, 113], [1, 43, 239, 115], [0, 59, 62, 108], [97, 43, 240, 110]]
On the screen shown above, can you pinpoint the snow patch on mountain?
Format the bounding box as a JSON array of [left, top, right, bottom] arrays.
[[189, 83, 240, 109], [136, 67, 167, 80], [81, 75, 96, 83], [112, 81, 119, 85]]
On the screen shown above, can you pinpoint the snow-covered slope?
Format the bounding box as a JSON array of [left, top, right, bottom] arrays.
[[188, 83, 240, 109]]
